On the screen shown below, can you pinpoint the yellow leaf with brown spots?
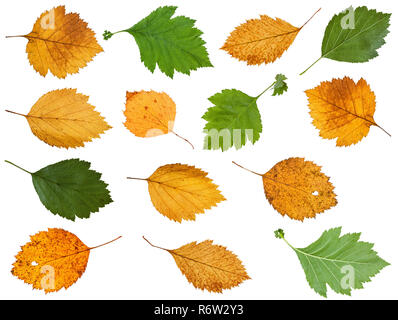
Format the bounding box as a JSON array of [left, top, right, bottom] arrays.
[[6, 89, 111, 148], [7, 6, 103, 78], [221, 9, 320, 65], [305, 77, 390, 146], [144, 237, 250, 293], [12, 228, 121, 293], [128, 164, 225, 222], [233, 158, 337, 221], [124, 90, 193, 148]]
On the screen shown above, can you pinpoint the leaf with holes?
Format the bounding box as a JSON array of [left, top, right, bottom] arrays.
[[12, 228, 121, 293], [233, 158, 337, 221]]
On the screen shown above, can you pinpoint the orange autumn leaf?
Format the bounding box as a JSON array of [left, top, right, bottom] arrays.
[[6, 89, 111, 148], [12, 229, 121, 293], [233, 158, 337, 221], [128, 164, 225, 222], [221, 9, 320, 65], [124, 90, 193, 148], [7, 6, 103, 78], [144, 237, 250, 293], [305, 77, 390, 146]]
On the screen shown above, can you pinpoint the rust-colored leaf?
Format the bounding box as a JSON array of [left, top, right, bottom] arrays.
[[12, 229, 121, 293], [7, 6, 103, 78], [144, 237, 250, 293], [221, 9, 320, 65], [233, 158, 337, 221], [305, 77, 390, 146]]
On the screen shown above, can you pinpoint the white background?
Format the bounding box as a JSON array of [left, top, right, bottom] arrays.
[[0, 0, 397, 300]]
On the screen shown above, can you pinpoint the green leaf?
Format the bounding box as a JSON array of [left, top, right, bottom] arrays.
[[104, 6, 212, 78], [5, 159, 112, 221], [277, 227, 389, 297], [202, 89, 262, 151], [272, 74, 288, 96], [300, 6, 391, 74]]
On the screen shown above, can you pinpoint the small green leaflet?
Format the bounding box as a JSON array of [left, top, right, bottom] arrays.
[[272, 74, 288, 96], [5, 159, 112, 221], [275, 228, 389, 297], [103, 6, 213, 78], [203, 74, 287, 151], [301, 6, 391, 74]]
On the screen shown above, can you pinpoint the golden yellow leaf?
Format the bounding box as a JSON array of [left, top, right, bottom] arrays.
[[124, 90, 193, 148], [144, 237, 250, 293], [12, 229, 121, 293], [221, 9, 320, 65], [233, 158, 337, 221], [7, 6, 103, 78], [6, 89, 111, 148], [305, 77, 390, 146], [128, 164, 226, 222]]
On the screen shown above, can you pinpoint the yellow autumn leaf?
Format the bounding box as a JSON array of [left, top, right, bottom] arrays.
[[12, 228, 121, 293], [221, 9, 320, 65], [144, 237, 250, 293], [305, 77, 390, 146], [6, 6, 103, 78], [124, 90, 193, 148], [128, 164, 226, 222], [233, 158, 337, 221], [6, 89, 111, 148]]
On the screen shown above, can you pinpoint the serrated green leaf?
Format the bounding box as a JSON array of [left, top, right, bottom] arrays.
[[272, 74, 288, 96], [277, 227, 389, 297], [202, 89, 262, 151], [322, 6, 390, 62], [104, 6, 212, 78], [6, 159, 112, 221], [300, 6, 391, 74]]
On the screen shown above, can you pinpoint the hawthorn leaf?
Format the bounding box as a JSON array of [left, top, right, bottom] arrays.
[[301, 6, 391, 74], [203, 89, 262, 151], [272, 74, 288, 96], [104, 6, 212, 78], [6, 6, 103, 78], [5, 159, 112, 221], [12, 228, 121, 293], [143, 237, 250, 293], [275, 228, 389, 297], [202, 74, 288, 151]]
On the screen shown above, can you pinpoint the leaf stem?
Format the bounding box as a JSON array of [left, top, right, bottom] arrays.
[[299, 8, 322, 30], [170, 130, 195, 149], [5, 35, 26, 39], [232, 161, 262, 176], [256, 81, 276, 100], [299, 56, 322, 76], [126, 177, 148, 181], [89, 236, 122, 250], [4, 160, 32, 175], [5, 109, 26, 117], [375, 123, 391, 137], [143, 236, 169, 252]]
